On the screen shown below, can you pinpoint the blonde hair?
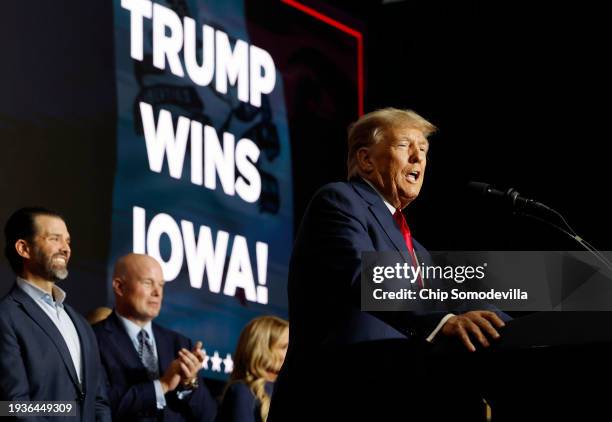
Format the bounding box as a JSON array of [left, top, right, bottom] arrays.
[[226, 315, 289, 422], [86, 306, 112, 325], [346, 107, 437, 178]]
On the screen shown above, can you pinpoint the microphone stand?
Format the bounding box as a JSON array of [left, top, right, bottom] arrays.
[[469, 181, 612, 275], [515, 206, 612, 276]]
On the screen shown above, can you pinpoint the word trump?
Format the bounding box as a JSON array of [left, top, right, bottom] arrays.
[[133, 206, 269, 304], [121, 0, 276, 107], [140, 102, 261, 203]]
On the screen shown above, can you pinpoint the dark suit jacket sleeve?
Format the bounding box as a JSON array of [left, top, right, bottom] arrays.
[[216, 383, 257, 422], [0, 308, 41, 422], [0, 311, 31, 402], [165, 338, 218, 422], [95, 339, 158, 419], [92, 339, 112, 422], [68, 311, 112, 422], [296, 186, 445, 337], [104, 368, 158, 419]]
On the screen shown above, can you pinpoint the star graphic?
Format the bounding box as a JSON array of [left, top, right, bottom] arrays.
[[201, 348, 210, 370], [210, 351, 222, 372], [222, 353, 233, 374]]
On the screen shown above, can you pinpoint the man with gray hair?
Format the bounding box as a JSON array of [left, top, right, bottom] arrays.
[[0, 207, 111, 421], [270, 108, 506, 421]]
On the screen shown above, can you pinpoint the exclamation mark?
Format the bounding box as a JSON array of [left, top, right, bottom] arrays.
[[256, 242, 268, 304], [133, 206, 146, 254]]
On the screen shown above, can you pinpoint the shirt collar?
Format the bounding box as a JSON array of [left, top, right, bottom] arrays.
[[116, 311, 154, 343], [16, 276, 67, 307], [362, 178, 397, 215]]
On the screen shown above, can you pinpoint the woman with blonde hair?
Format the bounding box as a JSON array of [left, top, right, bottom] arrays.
[[216, 315, 289, 422]]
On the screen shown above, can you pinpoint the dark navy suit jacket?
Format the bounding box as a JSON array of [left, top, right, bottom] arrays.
[[215, 381, 273, 422], [270, 179, 449, 418], [0, 283, 111, 422], [288, 178, 445, 349], [270, 179, 511, 421], [92, 312, 217, 422]]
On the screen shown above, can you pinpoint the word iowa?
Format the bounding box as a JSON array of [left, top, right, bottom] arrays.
[[133, 207, 269, 304]]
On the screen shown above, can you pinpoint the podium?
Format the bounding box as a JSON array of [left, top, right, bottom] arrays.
[[431, 311, 612, 421]]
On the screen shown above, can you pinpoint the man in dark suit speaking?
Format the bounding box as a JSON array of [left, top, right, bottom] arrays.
[[0, 207, 111, 421], [270, 108, 506, 420], [93, 253, 217, 422]]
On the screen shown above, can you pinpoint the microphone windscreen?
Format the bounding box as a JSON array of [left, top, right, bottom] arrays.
[[466, 181, 490, 195]]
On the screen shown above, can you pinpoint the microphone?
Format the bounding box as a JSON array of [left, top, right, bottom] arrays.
[[468, 182, 612, 275], [467, 181, 551, 213]]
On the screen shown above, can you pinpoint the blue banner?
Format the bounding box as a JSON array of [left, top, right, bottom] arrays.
[[110, 0, 292, 379]]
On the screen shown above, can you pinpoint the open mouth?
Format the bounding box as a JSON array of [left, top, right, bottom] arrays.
[[52, 255, 67, 265], [406, 170, 420, 183]]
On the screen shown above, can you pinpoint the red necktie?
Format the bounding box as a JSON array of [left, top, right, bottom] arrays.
[[393, 209, 424, 288]]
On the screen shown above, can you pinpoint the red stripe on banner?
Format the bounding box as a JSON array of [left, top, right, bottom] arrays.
[[281, 0, 364, 116]]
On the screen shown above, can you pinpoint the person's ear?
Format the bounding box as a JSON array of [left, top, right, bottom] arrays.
[[15, 239, 31, 260], [356, 147, 375, 174], [112, 277, 124, 297]]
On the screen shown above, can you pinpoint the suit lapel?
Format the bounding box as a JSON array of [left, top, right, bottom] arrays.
[[153, 323, 173, 376], [65, 305, 90, 394], [106, 313, 173, 378], [105, 312, 145, 370], [351, 179, 411, 263], [10, 285, 82, 392]]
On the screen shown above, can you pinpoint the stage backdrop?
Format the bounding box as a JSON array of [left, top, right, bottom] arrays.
[[111, 0, 295, 379], [0, 0, 361, 381]]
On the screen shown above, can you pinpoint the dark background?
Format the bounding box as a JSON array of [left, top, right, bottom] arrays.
[[0, 1, 116, 310], [307, 0, 612, 253], [1, 0, 610, 311]]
